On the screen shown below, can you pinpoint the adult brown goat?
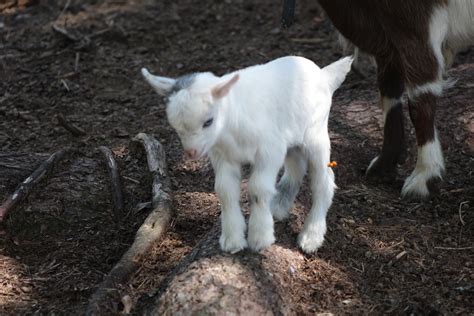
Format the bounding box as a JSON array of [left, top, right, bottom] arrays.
[[283, 0, 474, 199]]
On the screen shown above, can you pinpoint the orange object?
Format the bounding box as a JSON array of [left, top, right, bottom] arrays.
[[327, 161, 337, 168]]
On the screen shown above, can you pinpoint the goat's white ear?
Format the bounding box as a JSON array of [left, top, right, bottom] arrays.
[[211, 74, 239, 100], [141, 68, 176, 96]]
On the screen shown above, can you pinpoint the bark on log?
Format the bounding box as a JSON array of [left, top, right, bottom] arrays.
[[138, 222, 307, 315], [86, 133, 172, 315]]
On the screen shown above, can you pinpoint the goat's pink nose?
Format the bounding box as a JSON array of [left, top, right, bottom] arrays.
[[184, 149, 197, 160]]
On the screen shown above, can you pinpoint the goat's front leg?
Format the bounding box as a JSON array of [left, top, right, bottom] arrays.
[[214, 160, 247, 253], [366, 57, 406, 181], [247, 152, 284, 252]]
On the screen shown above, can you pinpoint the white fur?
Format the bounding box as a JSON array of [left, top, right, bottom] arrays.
[[408, 80, 445, 99], [143, 56, 352, 253], [407, 7, 449, 99], [429, 6, 449, 77], [402, 132, 445, 198]]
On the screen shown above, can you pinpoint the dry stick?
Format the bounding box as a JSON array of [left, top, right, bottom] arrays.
[[0, 162, 30, 171], [434, 246, 474, 251], [52, 24, 80, 42], [56, 113, 87, 136], [98, 146, 124, 218], [87, 133, 172, 315], [0, 148, 68, 222], [74, 52, 80, 72]]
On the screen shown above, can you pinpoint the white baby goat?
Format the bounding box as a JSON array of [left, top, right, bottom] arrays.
[[142, 56, 352, 254]]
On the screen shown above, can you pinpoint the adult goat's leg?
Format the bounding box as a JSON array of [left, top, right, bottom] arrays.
[[402, 89, 444, 199], [366, 56, 406, 181]]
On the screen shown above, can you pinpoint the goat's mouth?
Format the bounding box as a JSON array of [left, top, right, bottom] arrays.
[[183, 148, 208, 161]]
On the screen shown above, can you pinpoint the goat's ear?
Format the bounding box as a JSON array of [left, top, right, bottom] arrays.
[[141, 68, 175, 96], [211, 74, 239, 100]]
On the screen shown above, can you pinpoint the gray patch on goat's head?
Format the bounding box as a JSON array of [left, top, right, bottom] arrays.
[[170, 73, 198, 95]]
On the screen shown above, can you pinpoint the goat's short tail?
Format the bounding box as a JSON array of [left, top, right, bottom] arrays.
[[322, 56, 353, 95]]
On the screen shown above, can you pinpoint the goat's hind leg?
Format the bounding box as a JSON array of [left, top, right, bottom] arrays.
[[402, 8, 447, 199], [298, 134, 335, 254], [366, 57, 407, 181], [248, 148, 286, 251], [403, 88, 444, 199], [271, 147, 307, 221]]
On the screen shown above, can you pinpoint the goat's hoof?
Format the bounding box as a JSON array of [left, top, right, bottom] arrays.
[[219, 233, 248, 254], [365, 156, 397, 183], [297, 230, 325, 254], [247, 229, 275, 252], [401, 175, 441, 200]]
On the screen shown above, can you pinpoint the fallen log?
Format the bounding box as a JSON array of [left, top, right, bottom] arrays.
[[98, 146, 124, 218], [136, 221, 309, 315], [86, 133, 172, 315], [0, 148, 68, 222]]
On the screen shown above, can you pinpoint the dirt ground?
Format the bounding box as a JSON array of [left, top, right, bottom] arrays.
[[0, 0, 473, 314]]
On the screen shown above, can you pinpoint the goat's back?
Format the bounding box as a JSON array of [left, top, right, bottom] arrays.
[[230, 56, 332, 128]]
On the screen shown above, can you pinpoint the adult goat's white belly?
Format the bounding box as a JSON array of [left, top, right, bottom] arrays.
[[446, 0, 474, 52]]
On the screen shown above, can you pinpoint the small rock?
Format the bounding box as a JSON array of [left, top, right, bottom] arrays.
[[289, 265, 296, 274], [20, 286, 32, 293], [121, 295, 133, 314], [270, 27, 280, 35]]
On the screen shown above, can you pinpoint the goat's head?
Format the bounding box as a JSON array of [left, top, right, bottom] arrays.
[[142, 68, 239, 160]]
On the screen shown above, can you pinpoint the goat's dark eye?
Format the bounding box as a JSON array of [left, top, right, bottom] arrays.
[[203, 118, 213, 128]]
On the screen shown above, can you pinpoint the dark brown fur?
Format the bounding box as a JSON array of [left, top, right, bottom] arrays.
[[317, 0, 447, 181], [318, 0, 446, 86], [408, 93, 437, 144]]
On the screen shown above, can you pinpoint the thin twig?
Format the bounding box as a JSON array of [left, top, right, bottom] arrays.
[[74, 52, 80, 72], [458, 201, 468, 226], [434, 246, 474, 251], [60, 79, 70, 91], [0, 162, 31, 171], [0, 148, 69, 222], [57, 0, 71, 20], [52, 24, 80, 42], [290, 38, 325, 44], [56, 113, 87, 136], [98, 146, 124, 218]]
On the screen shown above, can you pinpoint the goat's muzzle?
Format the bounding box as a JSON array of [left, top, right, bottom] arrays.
[[184, 149, 198, 161]]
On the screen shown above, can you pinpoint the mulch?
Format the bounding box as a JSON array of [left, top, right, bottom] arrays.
[[0, 0, 472, 314]]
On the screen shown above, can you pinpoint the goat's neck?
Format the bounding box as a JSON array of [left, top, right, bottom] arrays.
[[212, 93, 257, 164]]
